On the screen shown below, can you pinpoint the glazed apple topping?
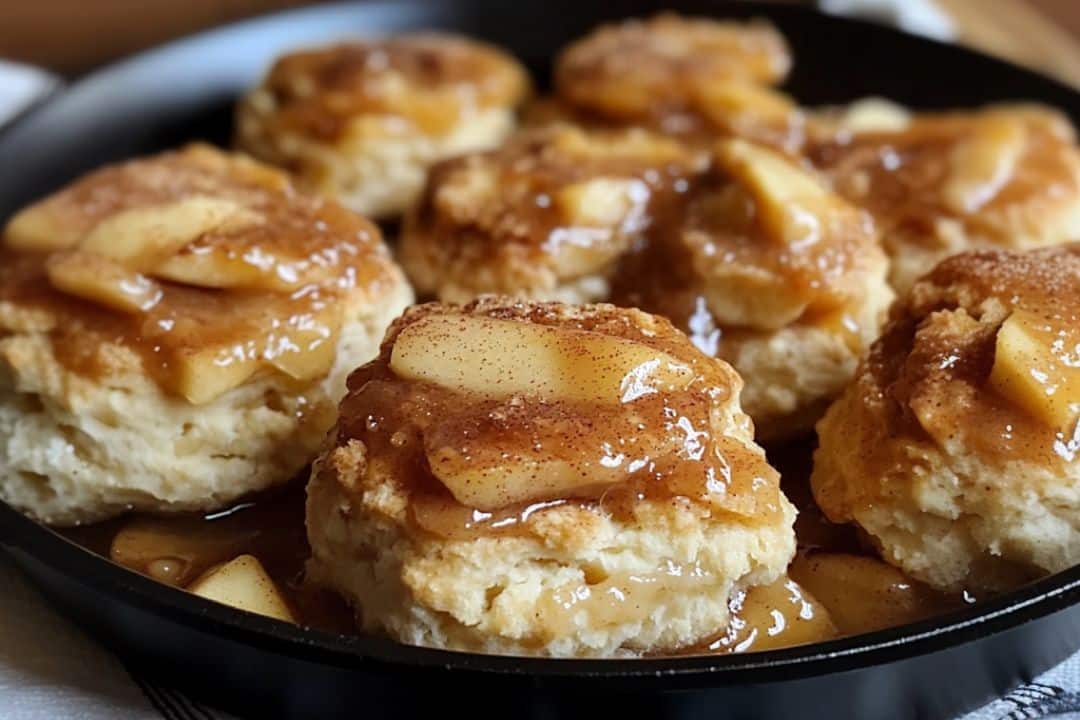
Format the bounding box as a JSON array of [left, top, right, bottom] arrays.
[[339, 300, 783, 529], [405, 124, 705, 290], [990, 309, 1080, 433], [252, 34, 530, 142], [0, 144, 396, 404]]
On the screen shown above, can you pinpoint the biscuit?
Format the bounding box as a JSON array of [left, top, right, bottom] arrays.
[[235, 34, 531, 218], [398, 124, 706, 303], [553, 14, 802, 151], [0, 144, 412, 525], [812, 245, 1080, 592], [809, 103, 1080, 293], [306, 297, 795, 657], [612, 139, 894, 441]]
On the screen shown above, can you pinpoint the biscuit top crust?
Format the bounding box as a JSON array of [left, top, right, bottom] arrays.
[[253, 33, 530, 141], [611, 139, 880, 334], [555, 14, 790, 131], [405, 124, 706, 286], [821, 246, 1080, 506], [0, 143, 400, 404], [327, 297, 783, 540], [808, 105, 1080, 245]]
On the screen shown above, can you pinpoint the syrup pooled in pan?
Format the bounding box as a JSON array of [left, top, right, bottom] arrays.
[[59, 440, 964, 654]]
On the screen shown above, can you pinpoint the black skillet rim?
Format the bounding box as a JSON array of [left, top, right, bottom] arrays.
[[2, 0, 1080, 692]]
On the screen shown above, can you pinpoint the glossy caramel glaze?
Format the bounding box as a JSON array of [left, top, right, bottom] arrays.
[[245, 34, 530, 142], [399, 125, 707, 300], [808, 106, 1080, 252], [332, 298, 784, 540], [611, 139, 880, 342], [554, 14, 796, 145], [60, 439, 961, 651], [0, 144, 400, 403], [844, 246, 1080, 476]]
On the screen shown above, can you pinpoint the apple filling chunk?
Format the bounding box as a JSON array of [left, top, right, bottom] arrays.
[[990, 309, 1080, 431], [389, 314, 694, 404]]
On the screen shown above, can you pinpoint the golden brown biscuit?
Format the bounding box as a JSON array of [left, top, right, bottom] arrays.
[[809, 103, 1080, 293], [235, 34, 531, 218], [398, 124, 707, 303], [813, 245, 1080, 592], [0, 144, 412, 525], [553, 14, 802, 152], [611, 139, 894, 441], [306, 297, 795, 657]]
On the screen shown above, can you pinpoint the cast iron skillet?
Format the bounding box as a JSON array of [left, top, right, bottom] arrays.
[[3, 2, 1080, 718]]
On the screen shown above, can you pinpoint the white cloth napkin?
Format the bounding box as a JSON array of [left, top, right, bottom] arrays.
[[0, 558, 230, 720], [0, 60, 59, 129]]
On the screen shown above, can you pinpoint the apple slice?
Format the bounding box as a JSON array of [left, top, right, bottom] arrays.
[[943, 115, 1026, 214], [789, 553, 951, 636], [80, 195, 258, 267], [110, 515, 262, 587], [264, 306, 342, 382], [719, 577, 838, 652], [389, 314, 694, 403], [3, 201, 84, 252], [426, 446, 624, 511], [714, 138, 840, 249], [696, 81, 796, 126], [46, 251, 162, 314], [152, 250, 277, 290], [187, 555, 295, 623], [556, 177, 646, 229], [989, 308, 1080, 431], [170, 342, 261, 405]]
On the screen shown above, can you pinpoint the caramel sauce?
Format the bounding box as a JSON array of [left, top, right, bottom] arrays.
[[554, 15, 791, 136], [338, 301, 784, 539], [60, 482, 354, 634], [807, 108, 1080, 248], [851, 247, 1080, 471], [258, 34, 529, 141], [608, 145, 875, 356], [59, 438, 961, 653], [404, 125, 705, 291], [0, 145, 398, 403]]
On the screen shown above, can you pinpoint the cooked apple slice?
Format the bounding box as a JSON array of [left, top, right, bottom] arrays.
[[696, 81, 796, 127], [187, 554, 295, 623], [46, 251, 162, 314], [943, 115, 1026, 214], [170, 342, 261, 405], [80, 195, 258, 267], [152, 242, 344, 293], [989, 309, 1080, 431], [427, 447, 621, 511], [264, 306, 342, 382], [714, 138, 840, 249], [111, 515, 262, 587], [825, 97, 911, 134], [789, 553, 952, 636], [389, 314, 694, 403], [152, 248, 319, 292], [719, 577, 838, 652], [557, 178, 645, 229], [152, 249, 276, 290], [3, 201, 84, 251]]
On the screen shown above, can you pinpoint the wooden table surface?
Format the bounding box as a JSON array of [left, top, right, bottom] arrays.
[[1, 0, 1080, 87], [941, 0, 1080, 88]]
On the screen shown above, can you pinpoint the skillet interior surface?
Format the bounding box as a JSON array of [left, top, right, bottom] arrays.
[[3, 1, 1080, 718]]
